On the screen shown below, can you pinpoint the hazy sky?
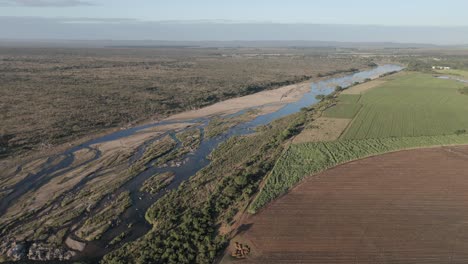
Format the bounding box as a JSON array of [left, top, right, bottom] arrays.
[[1, 0, 468, 26], [2, 0, 468, 44]]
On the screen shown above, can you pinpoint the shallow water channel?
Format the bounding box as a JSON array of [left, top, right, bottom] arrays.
[[4, 64, 404, 261]]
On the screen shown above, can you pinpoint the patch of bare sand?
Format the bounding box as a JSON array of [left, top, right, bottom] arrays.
[[293, 117, 351, 144], [3, 161, 103, 221], [1, 147, 135, 224], [253, 104, 285, 116], [342, 80, 386, 94], [93, 132, 153, 153], [95, 122, 193, 153], [69, 148, 95, 167], [137, 122, 195, 134], [166, 81, 311, 121], [65, 237, 86, 252]]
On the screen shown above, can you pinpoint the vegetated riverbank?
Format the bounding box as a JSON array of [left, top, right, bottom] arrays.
[[0, 71, 317, 263], [101, 102, 323, 264], [0, 65, 400, 263], [100, 65, 401, 264], [0, 46, 372, 159]]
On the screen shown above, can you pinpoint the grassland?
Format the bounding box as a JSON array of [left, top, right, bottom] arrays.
[[176, 128, 201, 150], [459, 87, 468, 95], [140, 172, 175, 194], [139, 135, 177, 166], [0, 47, 370, 159], [152, 129, 202, 166], [76, 191, 132, 241], [204, 110, 259, 138]]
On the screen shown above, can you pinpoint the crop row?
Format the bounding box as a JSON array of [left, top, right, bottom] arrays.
[[250, 134, 468, 212]]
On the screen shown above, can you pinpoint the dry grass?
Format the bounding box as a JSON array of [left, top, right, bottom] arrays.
[[292, 117, 351, 144], [342, 80, 387, 94]]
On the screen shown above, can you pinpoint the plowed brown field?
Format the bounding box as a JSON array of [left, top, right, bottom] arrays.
[[226, 146, 468, 264]]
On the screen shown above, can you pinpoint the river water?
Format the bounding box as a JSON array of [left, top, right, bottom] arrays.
[[3, 64, 404, 262]]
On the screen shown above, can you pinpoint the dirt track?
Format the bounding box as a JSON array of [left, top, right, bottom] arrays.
[[229, 146, 468, 263]]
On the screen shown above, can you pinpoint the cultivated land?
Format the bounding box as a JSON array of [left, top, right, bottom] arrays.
[[250, 134, 468, 211], [341, 73, 468, 139], [252, 71, 468, 211], [224, 66, 468, 263], [292, 117, 351, 144], [341, 79, 387, 94], [227, 146, 468, 264], [6, 47, 468, 263]]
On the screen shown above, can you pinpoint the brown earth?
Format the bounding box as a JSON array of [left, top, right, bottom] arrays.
[[292, 117, 351, 144], [225, 145, 468, 264], [342, 80, 387, 94]]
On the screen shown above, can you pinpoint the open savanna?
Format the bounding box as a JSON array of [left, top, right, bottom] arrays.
[[0, 46, 370, 159]]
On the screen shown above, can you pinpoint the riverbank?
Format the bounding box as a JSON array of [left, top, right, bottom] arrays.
[[0, 65, 401, 263], [166, 81, 312, 121]]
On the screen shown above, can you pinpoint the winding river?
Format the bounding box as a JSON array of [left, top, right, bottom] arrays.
[[2, 64, 404, 261]]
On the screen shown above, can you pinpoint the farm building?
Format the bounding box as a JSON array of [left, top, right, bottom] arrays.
[[432, 66, 451, 70]]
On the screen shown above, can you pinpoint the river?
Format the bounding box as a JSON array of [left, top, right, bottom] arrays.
[[2, 64, 403, 262]]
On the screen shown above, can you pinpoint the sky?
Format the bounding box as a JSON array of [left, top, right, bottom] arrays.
[[1, 0, 468, 26], [1, 0, 468, 43]]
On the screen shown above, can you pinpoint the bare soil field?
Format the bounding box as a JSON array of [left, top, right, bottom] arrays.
[[225, 145, 468, 264]]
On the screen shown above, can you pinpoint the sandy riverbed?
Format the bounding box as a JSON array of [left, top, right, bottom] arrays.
[[166, 81, 312, 121]]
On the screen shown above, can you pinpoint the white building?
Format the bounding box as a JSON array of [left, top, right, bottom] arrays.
[[432, 66, 451, 70]]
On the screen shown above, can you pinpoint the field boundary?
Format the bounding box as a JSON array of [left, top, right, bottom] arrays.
[[337, 104, 363, 139], [249, 134, 468, 213]]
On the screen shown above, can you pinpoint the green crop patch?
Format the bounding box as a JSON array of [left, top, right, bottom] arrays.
[[342, 73, 468, 139], [459, 87, 468, 95], [323, 94, 362, 118], [323, 103, 362, 119], [251, 72, 468, 213], [338, 94, 361, 104]]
